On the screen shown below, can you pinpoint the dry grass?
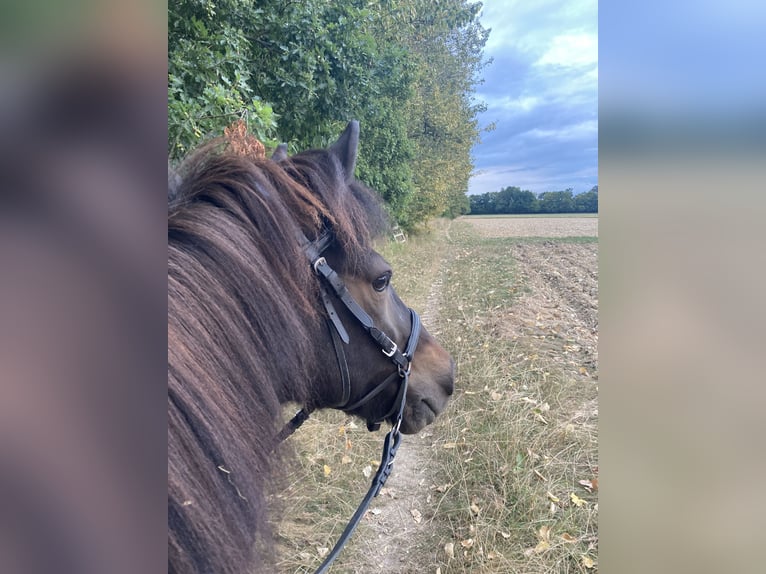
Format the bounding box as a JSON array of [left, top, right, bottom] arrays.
[[270, 218, 598, 573]]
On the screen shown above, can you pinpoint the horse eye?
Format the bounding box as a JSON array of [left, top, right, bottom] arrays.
[[372, 274, 391, 292]]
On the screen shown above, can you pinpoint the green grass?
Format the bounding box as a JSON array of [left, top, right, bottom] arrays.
[[425, 221, 598, 573], [273, 219, 598, 573]]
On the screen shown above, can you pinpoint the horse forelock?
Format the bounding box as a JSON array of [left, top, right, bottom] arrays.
[[280, 149, 391, 271]]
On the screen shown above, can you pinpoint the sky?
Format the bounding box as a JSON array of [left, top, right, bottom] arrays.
[[468, 0, 598, 196]]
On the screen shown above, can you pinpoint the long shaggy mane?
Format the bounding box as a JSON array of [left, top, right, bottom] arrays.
[[168, 141, 389, 573]]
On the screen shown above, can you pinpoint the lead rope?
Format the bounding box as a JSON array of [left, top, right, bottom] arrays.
[[312, 368, 409, 574]]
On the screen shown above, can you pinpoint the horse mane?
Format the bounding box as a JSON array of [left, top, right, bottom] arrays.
[[168, 140, 389, 573]]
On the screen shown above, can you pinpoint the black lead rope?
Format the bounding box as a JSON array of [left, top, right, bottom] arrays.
[[312, 370, 409, 574]]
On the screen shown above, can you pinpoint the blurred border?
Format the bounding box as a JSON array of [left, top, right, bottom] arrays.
[[1, 2, 167, 573], [2, 1, 765, 572], [601, 1, 766, 572]]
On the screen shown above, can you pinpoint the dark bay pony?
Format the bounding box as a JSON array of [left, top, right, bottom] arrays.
[[168, 122, 454, 573]]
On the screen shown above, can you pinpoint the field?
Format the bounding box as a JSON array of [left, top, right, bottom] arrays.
[[271, 216, 599, 573]]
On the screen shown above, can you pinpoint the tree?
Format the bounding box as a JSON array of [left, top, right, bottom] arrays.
[[574, 185, 598, 213], [538, 189, 575, 213], [168, 0, 489, 230]]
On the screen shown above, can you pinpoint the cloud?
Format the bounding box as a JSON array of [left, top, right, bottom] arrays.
[[535, 33, 598, 68], [470, 0, 598, 196], [525, 119, 598, 141]]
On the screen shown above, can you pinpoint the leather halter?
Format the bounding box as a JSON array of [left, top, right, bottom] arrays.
[[277, 229, 422, 573]]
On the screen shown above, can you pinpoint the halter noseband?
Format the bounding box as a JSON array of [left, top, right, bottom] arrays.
[[277, 229, 422, 573]]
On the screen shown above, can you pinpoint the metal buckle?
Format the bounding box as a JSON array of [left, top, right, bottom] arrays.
[[381, 341, 398, 358], [313, 256, 327, 274]]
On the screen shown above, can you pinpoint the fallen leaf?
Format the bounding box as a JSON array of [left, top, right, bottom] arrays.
[[341, 455, 352, 465], [338, 425, 346, 435], [570, 492, 587, 507], [499, 531, 511, 539], [460, 538, 474, 549], [582, 555, 595, 569], [560, 533, 577, 543], [362, 465, 372, 478], [469, 502, 481, 515], [579, 479, 597, 492], [533, 540, 550, 553], [490, 391, 503, 401], [410, 508, 422, 523], [538, 525, 551, 542], [444, 542, 455, 559], [546, 491, 560, 503], [316, 547, 329, 558], [323, 465, 331, 477], [487, 550, 503, 560]]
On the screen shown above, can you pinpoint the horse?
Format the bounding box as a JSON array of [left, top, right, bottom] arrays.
[[168, 121, 455, 574]]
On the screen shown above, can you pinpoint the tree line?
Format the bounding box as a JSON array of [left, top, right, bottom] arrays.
[[469, 185, 598, 214], [169, 0, 490, 230]]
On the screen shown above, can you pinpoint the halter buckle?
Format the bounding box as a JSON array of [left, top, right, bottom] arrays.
[[313, 256, 327, 274], [381, 341, 398, 358]]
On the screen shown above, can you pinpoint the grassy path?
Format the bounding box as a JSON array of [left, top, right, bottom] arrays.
[[274, 219, 599, 573]]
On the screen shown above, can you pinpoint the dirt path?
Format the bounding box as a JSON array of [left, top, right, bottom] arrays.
[[348, 224, 453, 573]]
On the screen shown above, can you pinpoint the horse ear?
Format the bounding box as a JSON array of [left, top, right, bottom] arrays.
[[329, 120, 359, 181], [271, 143, 288, 162]]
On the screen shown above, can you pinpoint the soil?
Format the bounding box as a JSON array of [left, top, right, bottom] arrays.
[[466, 216, 598, 239], [500, 240, 599, 378], [349, 218, 599, 572]]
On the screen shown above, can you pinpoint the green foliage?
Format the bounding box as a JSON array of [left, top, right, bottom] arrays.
[[402, 0, 491, 227], [168, 1, 280, 157], [574, 185, 599, 212], [168, 0, 489, 229], [538, 188, 574, 213], [469, 185, 598, 214]]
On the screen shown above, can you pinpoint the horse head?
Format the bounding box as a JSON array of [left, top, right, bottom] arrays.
[[276, 122, 455, 434]]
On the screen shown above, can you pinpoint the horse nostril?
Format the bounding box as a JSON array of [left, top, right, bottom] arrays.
[[444, 359, 456, 396]]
